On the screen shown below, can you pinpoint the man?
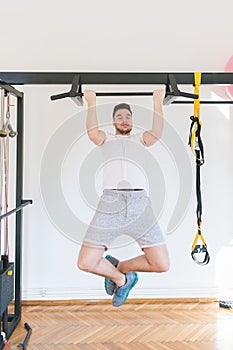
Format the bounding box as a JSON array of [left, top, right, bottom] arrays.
[[78, 90, 170, 307]]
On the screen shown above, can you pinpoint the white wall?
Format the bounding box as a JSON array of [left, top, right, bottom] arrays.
[[14, 85, 233, 300], [1, 0, 233, 300]]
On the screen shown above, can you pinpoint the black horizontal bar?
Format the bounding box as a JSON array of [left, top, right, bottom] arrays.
[[87, 92, 155, 96], [0, 200, 33, 221], [50, 92, 70, 100], [172, 100, 233, 104], [50, 91, 199, 101], [0, 72, 233, 85]]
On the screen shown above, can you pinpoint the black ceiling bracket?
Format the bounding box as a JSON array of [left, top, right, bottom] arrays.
[[0, 80, 24, 98], [69, 74, 83, 106], [163, 74, 199, 105], [50, 74, 83, 106]]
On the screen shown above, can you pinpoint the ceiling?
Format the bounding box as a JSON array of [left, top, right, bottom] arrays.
[[1, 0, 233, 72]]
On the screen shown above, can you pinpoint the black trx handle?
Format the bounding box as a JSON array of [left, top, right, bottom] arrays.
[[191, 224, 210, 266], [191, 244, 210, 265]]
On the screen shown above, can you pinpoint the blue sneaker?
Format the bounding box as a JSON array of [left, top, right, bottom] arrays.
[[104, 255, 119, 296], [112, 272, 139, 307]]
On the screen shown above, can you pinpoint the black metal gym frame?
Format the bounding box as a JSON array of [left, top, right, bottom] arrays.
[[0, 70, 231, 342], [0, 82, 32, 350], [0, 71, 233, 104]]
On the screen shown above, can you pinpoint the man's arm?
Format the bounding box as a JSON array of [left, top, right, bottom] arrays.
[[143, 89, 165, 147], [84, 90, 106, 145]]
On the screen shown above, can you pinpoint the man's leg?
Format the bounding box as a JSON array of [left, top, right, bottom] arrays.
[[78, 244, 139, 307], [116, 244, 170, 274], [77, 244, 126, 287]]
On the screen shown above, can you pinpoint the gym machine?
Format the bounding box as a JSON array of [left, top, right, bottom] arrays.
[[0, 82, 32, 350]]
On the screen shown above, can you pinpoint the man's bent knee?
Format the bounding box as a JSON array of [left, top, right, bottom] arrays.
[[154, 260, 170, 273], [77, 244, 105, 272], [77, 256, 102, 272], [143, 245, 170, 273], [149, 256, 170, 272], [77, 257, 97, 273]]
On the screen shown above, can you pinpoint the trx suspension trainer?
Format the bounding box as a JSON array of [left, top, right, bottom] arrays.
[[189, 72, 210, 265]]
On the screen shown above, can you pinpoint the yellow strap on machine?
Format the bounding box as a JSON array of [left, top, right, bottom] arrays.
[[194, 72, 202, 118], [190, 72, 210, 265], [190, 72, 202, 154]]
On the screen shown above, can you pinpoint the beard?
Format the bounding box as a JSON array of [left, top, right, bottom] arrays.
[[115, 125, 132, 135]]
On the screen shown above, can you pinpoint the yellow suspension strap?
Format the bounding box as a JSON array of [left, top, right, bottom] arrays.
[[188, 72, 210, 265]]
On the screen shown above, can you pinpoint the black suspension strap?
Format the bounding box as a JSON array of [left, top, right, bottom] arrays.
[[188, 72, 210, 265]]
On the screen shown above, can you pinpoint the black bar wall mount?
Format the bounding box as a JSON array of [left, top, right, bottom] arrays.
[[0, 200, 33, 221], [0, 72, 233, 85]]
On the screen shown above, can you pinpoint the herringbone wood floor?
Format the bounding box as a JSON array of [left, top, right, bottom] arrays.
[[7, 299, 233, 350]]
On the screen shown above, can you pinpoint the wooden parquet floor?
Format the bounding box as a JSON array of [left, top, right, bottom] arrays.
[[7, 299, 233, 350]]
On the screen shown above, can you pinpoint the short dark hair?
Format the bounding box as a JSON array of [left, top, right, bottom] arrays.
[[112, 103, 132, 119]]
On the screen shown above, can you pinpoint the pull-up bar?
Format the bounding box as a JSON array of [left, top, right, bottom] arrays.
[[50, 74, 199, 105], [50, 91, 199, 102]]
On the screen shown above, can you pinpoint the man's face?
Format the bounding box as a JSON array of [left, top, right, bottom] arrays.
[[113, 109, 132, 135]]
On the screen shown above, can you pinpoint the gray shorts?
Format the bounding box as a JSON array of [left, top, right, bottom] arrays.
[[83, 189, 165, 249]]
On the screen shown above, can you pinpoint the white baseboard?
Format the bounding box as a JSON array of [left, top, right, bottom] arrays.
[[22, 286, 221, 301]]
